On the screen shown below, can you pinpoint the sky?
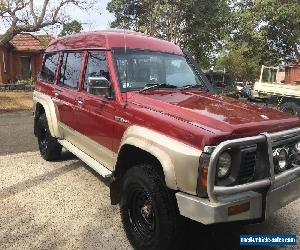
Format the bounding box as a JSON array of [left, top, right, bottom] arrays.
[[63, 0, 115, 32], [0, 0, 115, 35]]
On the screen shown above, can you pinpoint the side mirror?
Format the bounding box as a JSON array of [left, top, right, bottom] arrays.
[[88, 77, 112, 99]]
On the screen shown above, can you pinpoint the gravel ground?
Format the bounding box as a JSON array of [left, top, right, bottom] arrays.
[[0, 111, 299, 249], [0, 151, 132, 250], [0, 111, 37, 156], [0, 151, 299, 250]]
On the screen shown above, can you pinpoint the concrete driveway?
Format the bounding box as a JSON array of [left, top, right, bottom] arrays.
[[0, 111, 299, 249]]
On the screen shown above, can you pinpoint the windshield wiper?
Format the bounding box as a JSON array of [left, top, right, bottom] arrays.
[[139, 83, 177, 93], [181, 84, 203, 90]]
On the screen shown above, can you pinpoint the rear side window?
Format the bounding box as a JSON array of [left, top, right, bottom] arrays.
[[39, 53, 60, 83], [83, 51, 109, 91], [59, 52, 83, 89]]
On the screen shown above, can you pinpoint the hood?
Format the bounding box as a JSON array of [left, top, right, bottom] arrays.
[[129, 90, 300, 137]]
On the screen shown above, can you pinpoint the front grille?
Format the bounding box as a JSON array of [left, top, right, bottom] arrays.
[[237, 150, 256, 183], [273, 140, 297, 151]]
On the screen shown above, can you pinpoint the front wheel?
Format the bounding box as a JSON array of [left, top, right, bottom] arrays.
[[120, 164, 181, 250], [37, 114, 62, 161]]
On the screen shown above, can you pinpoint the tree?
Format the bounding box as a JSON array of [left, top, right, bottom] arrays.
[[58, 20, 82, 37], [215, 0, 300, 82], [107, 0, 232, 68], [232, 0, 300, 63], [215, 42, 260, 82], [180, 0, 232, 67], [256, 0, 300, 61], [0, 0, 95, 46], [107, 0, 299, 72]]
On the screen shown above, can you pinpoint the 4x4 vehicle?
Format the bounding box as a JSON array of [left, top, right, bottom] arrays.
[[33, 30, 300, 250]]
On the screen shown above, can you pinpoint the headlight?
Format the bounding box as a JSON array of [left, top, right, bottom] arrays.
[[273, 148, 288, 172], [217, 152, 232, 178]]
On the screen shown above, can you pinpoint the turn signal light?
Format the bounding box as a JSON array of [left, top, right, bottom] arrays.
[[228, 202, 250, 216], [201, 166, 208, 190]]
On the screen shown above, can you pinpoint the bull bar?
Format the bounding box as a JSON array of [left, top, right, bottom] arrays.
[[207, 127, 300, 202]]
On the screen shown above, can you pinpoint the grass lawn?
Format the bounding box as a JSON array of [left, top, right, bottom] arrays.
[[0, 92, 33, 112]]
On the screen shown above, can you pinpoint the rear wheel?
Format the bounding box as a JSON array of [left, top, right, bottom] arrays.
[[37, 114, 62, 161], [120, 164, 181, 250]]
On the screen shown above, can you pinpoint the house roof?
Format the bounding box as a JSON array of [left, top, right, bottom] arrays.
[[0, 33, 54, 52]]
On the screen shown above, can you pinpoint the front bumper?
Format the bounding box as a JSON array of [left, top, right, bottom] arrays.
[[176, 127, 300, 225], [176, 175, 300, 225]]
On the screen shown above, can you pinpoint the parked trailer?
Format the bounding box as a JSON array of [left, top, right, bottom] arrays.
[[253, 65, 300, 117]]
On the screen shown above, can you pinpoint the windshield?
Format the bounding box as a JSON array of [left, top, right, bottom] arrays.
[[113, 49, 205, 92]]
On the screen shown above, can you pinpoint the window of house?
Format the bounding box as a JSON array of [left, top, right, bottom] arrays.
[[59, 52, 83, 88], [2, 51, 8, 73], [39, 53, 60, 83], [83, 51, 109, 91]]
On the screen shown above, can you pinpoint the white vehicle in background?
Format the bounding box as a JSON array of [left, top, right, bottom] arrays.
[[253, 65, 300, 116]]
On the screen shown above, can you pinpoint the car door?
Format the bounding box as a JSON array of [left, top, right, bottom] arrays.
[[54, 52, 83, 136], [74, 51, 117, 170]]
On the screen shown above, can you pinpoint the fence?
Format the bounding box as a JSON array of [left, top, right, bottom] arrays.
[[0, 84, 34, 92]]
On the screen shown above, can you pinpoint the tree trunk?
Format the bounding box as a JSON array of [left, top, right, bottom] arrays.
[[169, 3, 174, 42], [0, 30, 16, 47], [150, 0, 160, 36]]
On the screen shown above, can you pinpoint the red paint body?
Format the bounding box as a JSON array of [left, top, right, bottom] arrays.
[[36, 30, 300, 152]]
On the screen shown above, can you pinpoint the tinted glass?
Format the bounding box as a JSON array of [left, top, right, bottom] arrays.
[[60, 52, 83, 88], [39, 53, 60, 83], [84, 51, 109, 91]]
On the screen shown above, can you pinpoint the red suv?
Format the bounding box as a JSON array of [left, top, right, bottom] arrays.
[[33, 30, 300, 250]]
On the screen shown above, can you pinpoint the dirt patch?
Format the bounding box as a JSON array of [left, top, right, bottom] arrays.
[[0, 92, 33, 111]]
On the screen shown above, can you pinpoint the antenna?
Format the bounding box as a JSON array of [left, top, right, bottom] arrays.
[[123, 26, 128, 107]]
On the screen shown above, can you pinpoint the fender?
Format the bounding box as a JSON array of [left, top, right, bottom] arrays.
[[33, 90, 62, 138], [119, 126, 202, 194]]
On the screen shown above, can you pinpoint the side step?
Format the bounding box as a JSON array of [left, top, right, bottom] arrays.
[[58, 139, 112, 179]]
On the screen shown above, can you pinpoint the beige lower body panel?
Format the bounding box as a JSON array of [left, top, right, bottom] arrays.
[[58, 139, 112, 178], [58, 122, 116, 171]]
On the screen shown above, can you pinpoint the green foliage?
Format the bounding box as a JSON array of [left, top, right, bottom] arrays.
[[16, 78, 35, 86], [107, 0, 300, 81], [216, 0, 300, 82], [255, 0, 300, 61], [215, 42, 260, 82], [233, 0, 300, 63], [58, 20, 83, 37], [107, 0, 232, 68]]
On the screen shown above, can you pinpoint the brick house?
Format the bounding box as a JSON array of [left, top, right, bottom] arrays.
[[0, 33, 53, 84], [285, 61, 300, 84]]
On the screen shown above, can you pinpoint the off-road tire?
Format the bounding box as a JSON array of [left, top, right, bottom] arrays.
[[37, 113, 62, 161], [120, 164, 181, 250], [280, 102, 300, 117]]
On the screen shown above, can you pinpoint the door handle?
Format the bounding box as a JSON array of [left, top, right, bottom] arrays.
[[54, 92, 60, 98], [77, 100, 84, 106]]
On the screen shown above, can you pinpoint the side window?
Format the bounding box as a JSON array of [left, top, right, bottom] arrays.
[[59, 52, 83, 88], [39, 53, 60, 83], [83, 51, 109, 91]]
